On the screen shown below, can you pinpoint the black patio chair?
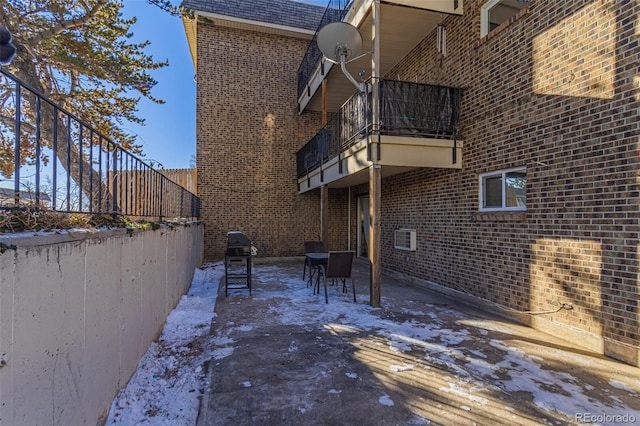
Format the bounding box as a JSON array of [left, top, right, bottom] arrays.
[[303, 241, 325, 282], [315, 250, 356, 304]]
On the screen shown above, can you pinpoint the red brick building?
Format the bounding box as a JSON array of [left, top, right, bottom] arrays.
[[182, 0, 639, 366]]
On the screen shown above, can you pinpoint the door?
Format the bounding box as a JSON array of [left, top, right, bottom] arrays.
[[357, 195, 369, 258]]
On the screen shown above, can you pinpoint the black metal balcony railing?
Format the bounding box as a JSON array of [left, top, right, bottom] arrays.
[[297, 0, 351, 99], [296, 78, 463, 178], [0, 68, 200, 220]]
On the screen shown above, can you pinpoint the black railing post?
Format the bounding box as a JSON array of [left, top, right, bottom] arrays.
[[452, 136, 457, 164], [153, 172, 158, 217], [66, 115, 71, 211], [13, 82, 21, 205], [105, 140, 110, 211], [52, 106, 58, 209], [119, 151, 123, 214], [112, 148, 118, 214], [35, 96, 41, 205], [89, 131, 94, 212], [125, 155, 129, 215], [78, 126, 83, 211]]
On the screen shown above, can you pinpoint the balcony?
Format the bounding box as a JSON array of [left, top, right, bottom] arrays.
[[296, 78, 463, 193], [297, 0, 351, 102], [297, 0, 464, 114]]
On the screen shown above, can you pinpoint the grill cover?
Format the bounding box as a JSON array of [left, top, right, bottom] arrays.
[[226, 231, 252, 256]]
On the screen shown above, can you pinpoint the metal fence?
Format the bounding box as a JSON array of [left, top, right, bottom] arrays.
[[0, 68, 200, 220], [296, 78, 463, 178], [296, 0, 351, 100]]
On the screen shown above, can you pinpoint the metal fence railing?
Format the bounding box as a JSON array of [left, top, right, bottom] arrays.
[[296, 78, 463, 178], [296, 0, 351, 100], [0, 68, 200, 220]]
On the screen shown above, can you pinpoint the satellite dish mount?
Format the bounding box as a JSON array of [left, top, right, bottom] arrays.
[[316, 22, 366, 93]]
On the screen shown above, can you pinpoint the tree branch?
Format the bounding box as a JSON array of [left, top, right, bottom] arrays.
[[25, 0, 110, 43]]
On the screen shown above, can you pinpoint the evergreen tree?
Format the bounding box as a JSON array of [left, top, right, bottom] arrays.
[[0, 0, 177, 209]]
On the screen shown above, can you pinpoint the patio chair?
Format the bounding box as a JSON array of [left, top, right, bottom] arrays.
[[303, 241, 325, 282], [316, 250, 356, 304]]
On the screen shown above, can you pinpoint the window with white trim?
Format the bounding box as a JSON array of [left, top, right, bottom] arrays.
[[480, 0, 529, 38], [479, 167, 526, 211]]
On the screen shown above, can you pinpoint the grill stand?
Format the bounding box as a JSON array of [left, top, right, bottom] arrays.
[[225, 254, 252, 296], [225, 231, 253, 296]]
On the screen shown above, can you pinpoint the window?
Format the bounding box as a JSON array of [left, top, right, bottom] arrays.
[[480, 0, 529, 38], [479, 167, 526, 211]]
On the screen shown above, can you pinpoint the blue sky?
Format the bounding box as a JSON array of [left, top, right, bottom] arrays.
[[122, 0, 196, 170], [122, 0, 327, 170]]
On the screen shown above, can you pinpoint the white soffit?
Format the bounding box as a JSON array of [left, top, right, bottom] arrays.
[[382, 0, 463, 15]]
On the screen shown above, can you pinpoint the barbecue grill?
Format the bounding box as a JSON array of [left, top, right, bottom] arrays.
[[225, 231, 253, 296]]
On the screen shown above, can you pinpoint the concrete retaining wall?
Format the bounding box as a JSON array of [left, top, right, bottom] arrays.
[[0, 223, 204, 425]]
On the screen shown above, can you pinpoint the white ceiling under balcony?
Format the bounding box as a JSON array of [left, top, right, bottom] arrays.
[[302, 2, 455, 113]]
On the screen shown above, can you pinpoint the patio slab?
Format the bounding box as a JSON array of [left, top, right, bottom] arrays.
[[196, 259, 640, 425]]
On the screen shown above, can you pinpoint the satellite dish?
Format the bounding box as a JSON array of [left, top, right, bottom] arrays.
[[316, 22, 363, 65], [316, 22, 366, 92]]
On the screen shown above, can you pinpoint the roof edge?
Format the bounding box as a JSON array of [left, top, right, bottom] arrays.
[[194, 9, 316, 37]]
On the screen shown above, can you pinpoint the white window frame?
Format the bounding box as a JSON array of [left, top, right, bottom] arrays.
[[480, 0, 528, 38], [480, 0, 501, 37], [479, 167, 527, 212]]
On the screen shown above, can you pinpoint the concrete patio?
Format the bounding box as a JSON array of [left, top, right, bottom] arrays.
[[196, 259, 640, 425]]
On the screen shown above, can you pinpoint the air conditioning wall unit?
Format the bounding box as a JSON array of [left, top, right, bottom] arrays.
[[394, 228, 417, 251]]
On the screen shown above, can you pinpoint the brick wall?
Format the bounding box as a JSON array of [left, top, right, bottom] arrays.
[[377, 0, 639, 364], [195, 0, 639, 365], [196, 24, 322, 260]]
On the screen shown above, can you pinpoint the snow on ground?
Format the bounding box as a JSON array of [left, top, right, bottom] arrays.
[[105, 262, 224, 425], [105, 262, 640, 425]]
